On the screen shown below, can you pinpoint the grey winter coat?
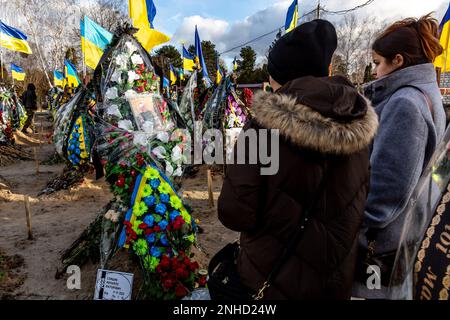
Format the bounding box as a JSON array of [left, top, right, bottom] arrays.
[[355, 63, 446, 298]]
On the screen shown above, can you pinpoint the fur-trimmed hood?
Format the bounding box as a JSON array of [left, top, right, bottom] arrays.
[[252, 76, 379, 155]]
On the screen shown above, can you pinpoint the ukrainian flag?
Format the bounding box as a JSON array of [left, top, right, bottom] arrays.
[[233, 57, 238, 72], [170, 64, 177, 85], [54, 71, 64, 87], [0, 21, 32, 54], [435, 4, 450, 72], [81, 16, 113, 70], [183, 45, 195, 72], [128, 0, 170, 52], [285, 0, 299, 34], [179, 67, 185, 81], [216, 59, 223, 85], [195, 26, 211, 86], [11, 64, 25, 81], [163, 76, 170, 89], [65, 60, 81, 88]]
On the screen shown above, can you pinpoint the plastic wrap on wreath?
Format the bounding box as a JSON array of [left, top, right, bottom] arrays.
[[53, 90, 83, 156], [202, 79, 228, 130], [95, 34, 175, 136], [388, 127, 450, 300], [95, 123, 190, 180], [225, 89, 249, 129], [178, 71, 197, 131]]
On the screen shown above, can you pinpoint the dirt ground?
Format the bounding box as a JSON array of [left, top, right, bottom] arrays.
[[0, 111, 237, 300]]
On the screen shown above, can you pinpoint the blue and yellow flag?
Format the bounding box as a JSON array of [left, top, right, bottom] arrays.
[[233, 57, 238, 72], [54, 71, 64, 87], [128, 0, 170, 52], [195, 26, 211, 86], [0, 21, 32, 54], [170, 64, 177, 85], [216, 58, 223, 85], [81, 16, 113, 70], [285, 0, 299, 33], [435, 4, 450, 72], [11, 64, 25, 81], [163, 76, 170, 89], [179, 67, 185, 81], [65, 59, 81, 88], [183, 45, 195, 72]]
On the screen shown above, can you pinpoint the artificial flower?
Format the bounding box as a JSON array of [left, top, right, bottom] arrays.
[[180, 209, 191, 224], [144, 167, 160, 180], [160, 193, 170, 204], [132, 220, 144, 235], [133, 238, 148, 256], [143, 195, 156, 207], [150, 178, 160, 189], [131, 54, 144, 65], [150, 246, 162, 258], [169, 196, 182, 210], [146, 233, 156, 244], [160, 234, 169, 246], [158, 220, 168, 231], [133, 201, 148, 217], [125, 41, 137, 54], [128, 70, 140, 84], [143, 214, 155, 227], [142, 184, 153, 197], [158, 182, 171, 195], [169, 210, 180, 221], [155, 203, 167, 215]]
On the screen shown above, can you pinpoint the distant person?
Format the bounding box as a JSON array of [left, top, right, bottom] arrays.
[[21, 83, 38, 133], [353, 14, 446, 299], [215, 20, 378, 299]]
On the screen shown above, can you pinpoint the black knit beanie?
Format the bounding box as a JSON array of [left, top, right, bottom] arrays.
[[268, 19, 338, 85]]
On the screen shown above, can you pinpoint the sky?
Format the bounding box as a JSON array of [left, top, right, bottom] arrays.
[[149, 0, 450, 66], [1, 0, 449, 71]]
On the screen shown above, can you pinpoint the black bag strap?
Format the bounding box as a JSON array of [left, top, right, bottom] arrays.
[[254, 159, 331, 300]]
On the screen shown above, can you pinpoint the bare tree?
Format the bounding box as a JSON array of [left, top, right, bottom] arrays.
[[334, 14, 381, 84]]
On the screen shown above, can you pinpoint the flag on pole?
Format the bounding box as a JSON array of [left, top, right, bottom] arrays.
[[0, 21, 32, 54], [195, 25, 211, 86], [169, 64, 177, 85], [163, 76, 170, 89], [179, 67, 185, 81], [65, 59, 81, 88], [11, 64, 25, 81], [54, 71, 64, 87], [216, 58, 223, 85], [434, 4, 450, 72], [233, 57, 238, 72], [81, 16, 113, 70], [285, 0, 299, 33], [183, 45, 195, 71], [128, 0, 170, 52]]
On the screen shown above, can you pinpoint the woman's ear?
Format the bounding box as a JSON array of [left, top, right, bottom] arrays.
[[393, 54, 405, 68]]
